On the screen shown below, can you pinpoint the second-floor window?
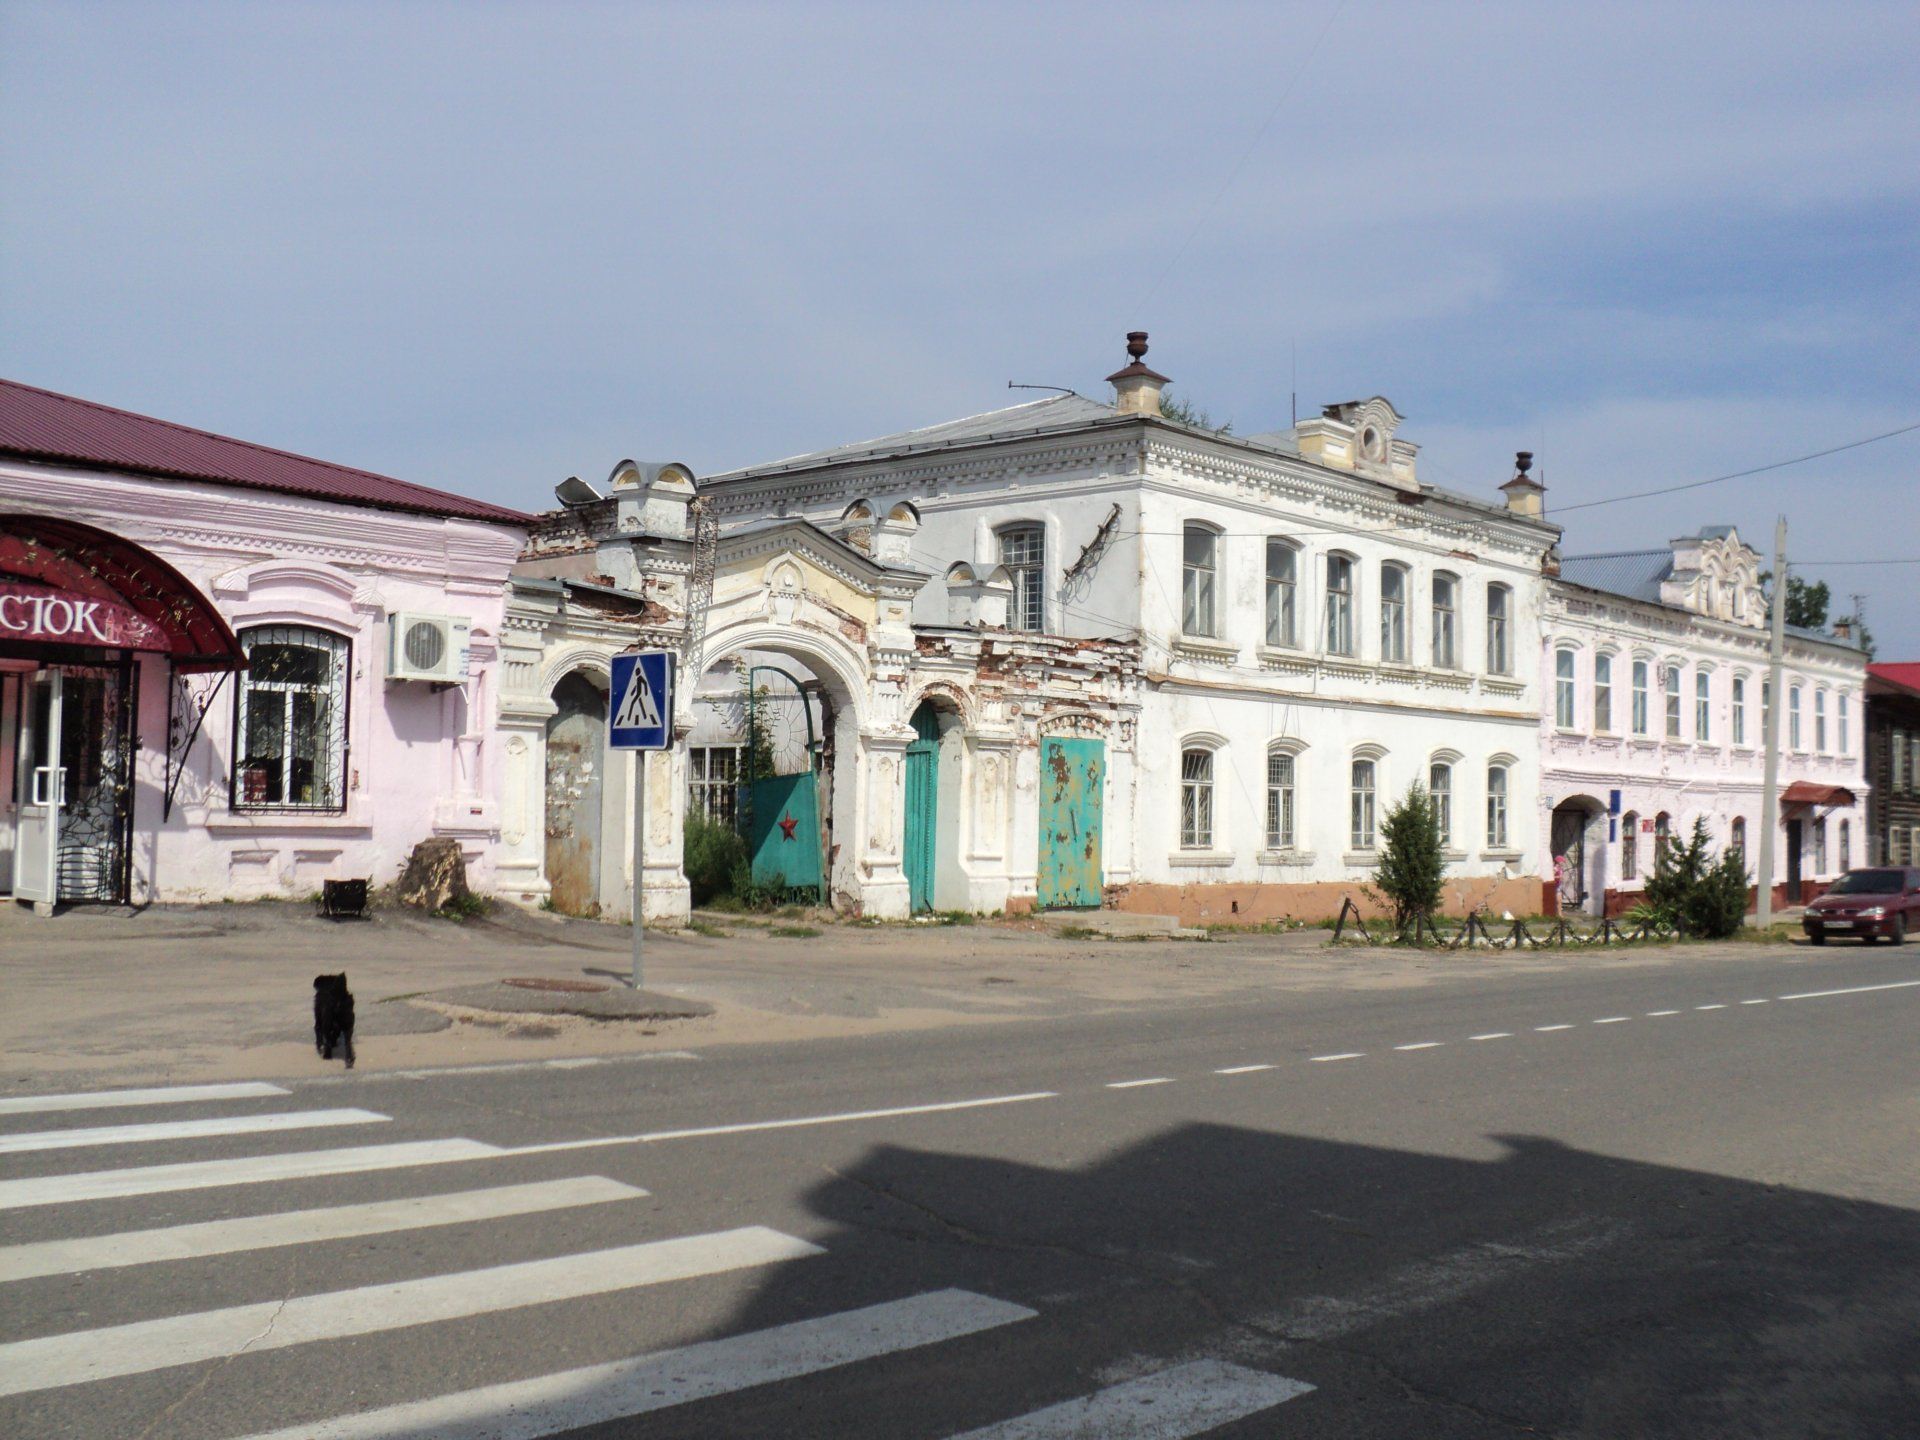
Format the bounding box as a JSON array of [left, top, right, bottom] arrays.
[[1696, 671, 1712, 743], [1265, 540, 1297, 647], [1790, 684, 1803, 749], [1555, 649, 1576, 729], [1380, 565, 1408, 663], [1732, 675, 1747, 745], [1325, 554, 1355, 656], [1665, 665, 1683, 739], [1632, 660, 1650, 735], [1815, 690, 1827, 752], [1594, 653, 1614, 732], [1838, 693, 1850, 754], [1486, 584, 1512, 674], [1432, 573, 1458, 668], [998, 525, 1045, 633], [1182, 525, 1218, 637]]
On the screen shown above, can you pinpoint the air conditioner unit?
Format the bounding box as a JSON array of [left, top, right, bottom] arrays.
[[387, 613, 471, 682]]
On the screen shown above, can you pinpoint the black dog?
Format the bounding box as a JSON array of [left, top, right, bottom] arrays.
[[313, 973, 356, 1069]]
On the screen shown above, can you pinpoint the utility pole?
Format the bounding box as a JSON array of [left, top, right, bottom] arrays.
[[1755, 516, 1787, 929]]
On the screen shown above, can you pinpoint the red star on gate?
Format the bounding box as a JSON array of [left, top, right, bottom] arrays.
[[778, 814, 799, 840]]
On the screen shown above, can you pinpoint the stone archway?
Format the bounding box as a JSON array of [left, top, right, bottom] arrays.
[[544, 669, 610, 916], [1551, 795, 1608, 916]]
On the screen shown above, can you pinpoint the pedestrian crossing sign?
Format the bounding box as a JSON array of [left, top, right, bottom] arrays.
[[609, 651, 674, 750]]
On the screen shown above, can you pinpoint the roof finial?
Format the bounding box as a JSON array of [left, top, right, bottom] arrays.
[[1126, 330, 1150, 363]]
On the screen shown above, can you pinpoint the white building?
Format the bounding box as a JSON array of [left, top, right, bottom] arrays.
[[1541, 526, 1867, 915], [697, 336, 1559, 923]]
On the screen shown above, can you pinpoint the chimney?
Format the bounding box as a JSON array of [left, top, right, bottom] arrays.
[[1832, 616, 1853, 642], [1500, 450, 1546, 519], [1106, 331, 1169, 417]]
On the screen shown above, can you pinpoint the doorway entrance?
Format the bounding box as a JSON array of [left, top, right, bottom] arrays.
[[544, 670, 608, 917], [4, 660, 137, 909], [1550, 799, 1599, 916], [1037, 736, 1104, 909], [1786, 818, 1804, 904], [903, 702, 940, 913]]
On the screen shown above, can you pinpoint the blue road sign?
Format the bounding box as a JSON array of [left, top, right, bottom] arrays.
[[609, 651, 674, 750]]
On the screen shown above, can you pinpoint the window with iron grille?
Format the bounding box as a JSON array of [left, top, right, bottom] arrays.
[[1351, 758, 1377, 850], [998, 525, 1045, 633], [1180, 748, 1214, 849], [1429, 761, 1452, 845], [1622, 812, 1639, 880], [232, 625, 349, 812], [687, 746, 741, 827], [1266, 750, 1295, 849]]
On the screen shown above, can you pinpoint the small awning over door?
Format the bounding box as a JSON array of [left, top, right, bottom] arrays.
[[1780, 781, 1856, 808], [0, 515, 244, 669]]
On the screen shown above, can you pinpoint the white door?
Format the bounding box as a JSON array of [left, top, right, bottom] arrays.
[[14, 669, 63, 906]]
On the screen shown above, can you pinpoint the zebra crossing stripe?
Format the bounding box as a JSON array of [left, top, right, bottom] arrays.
[[943, 1359, 1313, 1437], [227, 1289, 1036, 1439], [0, 1108, 389, 1156], [0, 1176, 647, 1283], [0, 1138, 508, 1211], [0, 1082, 290, 1115], [0, 1227, 823, 1397]]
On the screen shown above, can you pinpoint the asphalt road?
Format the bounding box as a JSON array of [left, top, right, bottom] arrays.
[[4, 942, 1918, 1438]]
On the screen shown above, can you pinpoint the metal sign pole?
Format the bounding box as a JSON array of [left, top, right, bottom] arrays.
[[609, 648, 673, 991], [631, 748, 646, 990]]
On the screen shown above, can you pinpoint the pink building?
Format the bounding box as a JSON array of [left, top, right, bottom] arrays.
[[1, 380, 528, 912]]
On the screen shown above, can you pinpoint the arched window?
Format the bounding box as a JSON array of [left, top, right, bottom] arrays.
[[1325, 554, 1355, 656], [1838, 818, 1850, 870], [1789, 684, 1803, 749], [1380, 564, 1409, 663], [1264, 539, 1298, 647], [1486, 584, 1512, 675], [1814, 817, 1828, 874], [1181, 524, 1218, 637], [1632, 659, 1650, 736], [1351, 757, 1378, 850], [1593, 652, 1614, 732], [1731, 815, 1747, 857], [1696, 670, 1712, 744], [1180, 747, 1215, 849], [1622, 812, 1640, 881], [1266, 749, 1296, 850], [1654, 811, 1672, 863], [1432, 572, 1459, 668], [997, 524, 1045, 633], [1555, 648, 1577, 730], [1429, 760, 1453, 845], [232, 625, 350, 812], [1732, 674, 1748, 746], [1486, 763, 1509, 849]]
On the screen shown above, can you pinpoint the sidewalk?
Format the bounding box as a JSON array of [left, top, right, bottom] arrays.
[[0, 899, 1809, 1091]]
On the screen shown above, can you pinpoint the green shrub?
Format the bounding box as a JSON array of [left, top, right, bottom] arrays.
[[1643, 818, 1749, 940], [1374, 784, 1447, 931], [683, 810, 748, 908]]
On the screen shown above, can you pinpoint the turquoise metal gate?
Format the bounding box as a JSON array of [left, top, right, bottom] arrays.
[[1037, 737, 1103, 909]]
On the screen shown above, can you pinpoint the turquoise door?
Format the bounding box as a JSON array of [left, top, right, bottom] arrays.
[[1037, 737, 1103, 909], [746, 771, 823, 899], [903, 703, 940, 913]]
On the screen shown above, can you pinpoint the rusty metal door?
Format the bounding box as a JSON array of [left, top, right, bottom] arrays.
[[544, 672, 606, 916], [1038, 737, 1103, 909]]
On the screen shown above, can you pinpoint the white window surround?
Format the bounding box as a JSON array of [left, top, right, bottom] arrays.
[[1380, 563, 1409, 665], [1181, 522, 1220, 639], [1554, 647, 1577, 731], [1593, 650, 1616, 734], [1264, 538, 1300, 648], [1485, 583, 1513, 676], [1324, 552, 1358, 658]]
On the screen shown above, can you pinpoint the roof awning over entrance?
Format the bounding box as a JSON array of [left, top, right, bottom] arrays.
[[0, 515, 245, 670], [1780, 781, 1856, 808]]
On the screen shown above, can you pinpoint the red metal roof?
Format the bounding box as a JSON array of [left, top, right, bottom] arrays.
[[1780, 781, 1856, 807], [0, 378, 530, 526], [1867, 662, 1920, 698]]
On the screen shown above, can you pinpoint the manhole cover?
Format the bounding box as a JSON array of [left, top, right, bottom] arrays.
[[503, 977, 610, 994]]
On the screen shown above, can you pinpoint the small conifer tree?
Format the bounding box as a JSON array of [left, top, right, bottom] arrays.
[[1375, 784, 1447, 932], [1643, 817, 1748, 939]]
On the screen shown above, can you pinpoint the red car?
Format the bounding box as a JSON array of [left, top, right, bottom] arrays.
[[1802, 867, 1920, 945]]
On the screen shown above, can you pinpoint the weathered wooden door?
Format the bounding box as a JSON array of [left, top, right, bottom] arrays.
[[1038, 737, 1103, 909], [544, 673, 606, 916], [903, 703, 939, 913]]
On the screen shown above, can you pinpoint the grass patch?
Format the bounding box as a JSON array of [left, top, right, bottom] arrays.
[[770, 924, 822, 939], [683, 918, 730, 938], [1056, 925, 1102, 940], [434, 893, 491, 922]]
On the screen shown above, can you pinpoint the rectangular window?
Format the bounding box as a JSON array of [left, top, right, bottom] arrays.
[[1622, 815, 1639, 881], [1555, 650, 1576, 730], [1837, 819, 1849, 871], [1594, 654, 1613, 732], [1432, 575, 1457, 668], [1180, 748, 1214, 849], [1486, 586, 1511, 675], [1266, 751, 1295, 850], [1486, 766, 1510, 849], [1696, 671, 1711, 743], [1815, 691, 1827, 752], [1665, 665, 1682, 740], [998, 526, 1045, 633], [1895, 729, 1909, 792], [1732, 676, 1747, 746], [1264, 540, 1297, 647], [1325, 555, 1354, 656], [687, 746, 741, 827], [1351, 759, 1377, 850], [1181, 526, 1217, 637], [1632, 661, 1649, 736], [1429, 762, 1452, 846], [1814, 819, 1828, 875], [1380, 566, 1407, 663], [1790, 686, 1803, 750], [1838, 693, 1849, 755]]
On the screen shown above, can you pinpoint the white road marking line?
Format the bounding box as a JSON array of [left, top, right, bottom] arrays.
[[1393, 1042, 1443, 1051], [1469, 1033, 1513, 1041], [944, 1359, 1313, 1438], [1310, 1052, 1364, 1063], [0, 1227, 822, 1397], [1778, 978, 1920, 1002], [1646, 1010, 1681, 1017], [1593, 1017, 1630, 1024], [0, 1082, 289, 1116], [1534, 1024, 1573, 1032], [0, 1177, 645, 1284], [0, 1108, 389, 1156], [1106, 1078, 1173, 1089], [226, 1289, 1035, 1440], [0, 1138, 508, 1212], [1741, 998, 1770, 1006], [506, 1091, 1059, 1154], [1214, 1064, 1275, 1074], [1696, 1004, 1727, 1011], [318, 1052, 700, 1085]]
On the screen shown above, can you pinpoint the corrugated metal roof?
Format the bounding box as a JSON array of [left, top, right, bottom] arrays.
[[1869, 662, 1920, 695], [706, 394, 1121, 481], [1557, 549, 1674, 603], [0, 378, 530, 526]]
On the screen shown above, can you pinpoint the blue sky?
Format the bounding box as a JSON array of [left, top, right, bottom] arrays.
[[4, 1, 1915, 650]]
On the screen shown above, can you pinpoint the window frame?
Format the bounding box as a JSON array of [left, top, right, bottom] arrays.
[[1664, 663, 1683, 740], [1324, 552, 1357, 657], [1431, 571, 1459, 669], [1379, 562, 1409, 664], [1632, 659, 1650, 736], [1485, 584, 1512, 675], [1554, 647, 1577, 730], [1264, 538, 1299, 648], [230, 624, 352, 814], [1732, 674, 1747, 746], [1265, 746, 1297, 851], [1814, 689, 1827, 753], [1179, 744, 1216, 850], [1428, 759, 1454, 847], [1180, 522, 1220, 639], [1790, 684, 1803, 750], [1485, 762, 1510, 850], [1350, 755, 1379, 851], [1695, 669, 1712, 744], [1621, 811, 1640, 882], [1593, 651, 1614, 733], [996, 523, 1047, 634]]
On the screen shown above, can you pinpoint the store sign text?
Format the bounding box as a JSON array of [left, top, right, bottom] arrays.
[[0, 583, 168, 650]]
